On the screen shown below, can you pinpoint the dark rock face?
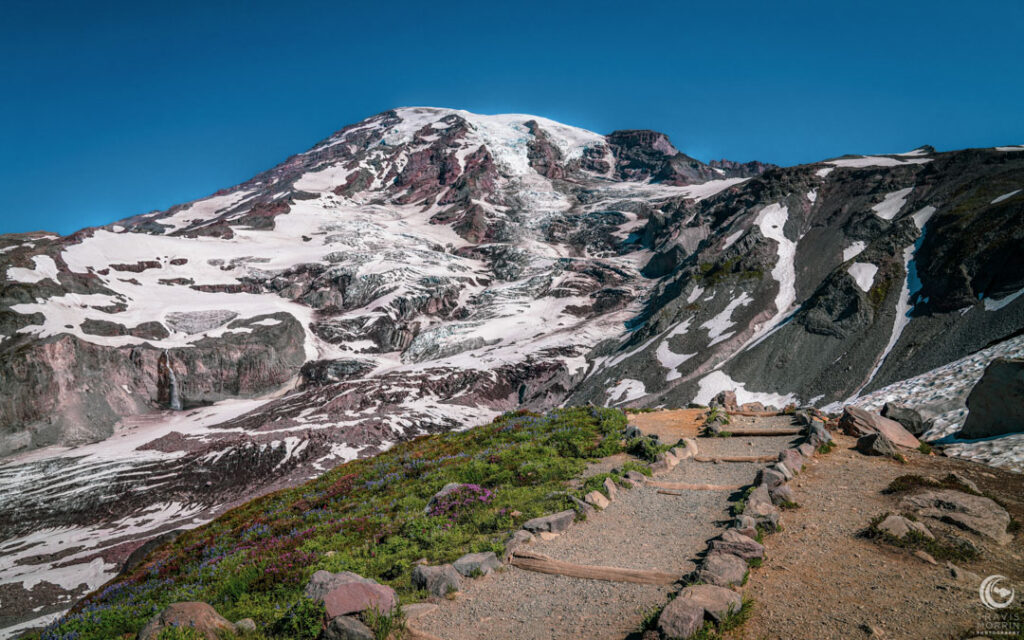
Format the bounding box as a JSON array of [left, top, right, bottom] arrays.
[[881, 402, 926, 435], [958, 358, 1024, 439]]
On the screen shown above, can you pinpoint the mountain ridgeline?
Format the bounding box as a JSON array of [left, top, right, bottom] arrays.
[[1, 107, 1022, 561]]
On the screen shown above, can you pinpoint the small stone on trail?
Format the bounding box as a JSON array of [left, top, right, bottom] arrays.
[[709, 529, 765, 560], [698, 552, 749, 587]]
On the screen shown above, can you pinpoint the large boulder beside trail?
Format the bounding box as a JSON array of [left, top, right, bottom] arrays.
[[839, 406, 920, 449], [677, 584, 742, 622], [453, 551, 501, 577], [958, 358, 1024, 439], [881, 402, 927, 435], [899, 490, 1012, 545], [412, 564, 461, 597], [138, 602, 236, 640], [522, 509, 576, 534], [304, 570, 398, 618], [856, 432, 900, 458], [697, 552, 748, 587]]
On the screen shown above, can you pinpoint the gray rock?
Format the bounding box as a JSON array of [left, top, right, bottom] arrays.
[[709, 529, 765, 560], [235, 618, 256, 632], [584, 490, 610, 509], [772, 461, 793, 481], [603, 477, 618, 501], [747, 483, 772, 508], [453, 551, 501, 577], [698, 551, 749, 587], [503, 529, 534, 563], [770, 483, 795, 506], [522, 509, 576, 534], [756, 467, 786, 490], [678, 584, 742, 622], [875, 514, 935, 540], [657, 596, 705, 639], [899, 490, 1012, 544], [324, 615, 375, 640], [840, 406, 920, 449], [797, 442, 816, 458], [623, 470, 647, 486], [856, 432, 900, 458], [304, 570, 377, 601], [882, 402, 926, 435], [959, 358, 1024, 439], [806, 420, 833, 448], [412, 564, 461, 597], [424, 482, 467, 513], [778, 449, 803, 474]]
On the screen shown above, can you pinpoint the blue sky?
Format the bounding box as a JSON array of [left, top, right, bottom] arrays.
[[1, 0, 1022, 235]]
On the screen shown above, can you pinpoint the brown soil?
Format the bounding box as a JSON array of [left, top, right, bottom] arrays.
[[727, 433, 1024, 640], [627, 408, 706, 442]]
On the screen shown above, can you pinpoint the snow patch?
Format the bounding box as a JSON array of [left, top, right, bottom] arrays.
[[847, 262, 878, 292], [6, 255, 58, 284], [701, 292, 753, 347], [991, 189, 1021, 204], [871, 187, 913, 221], [607, 378, 646, 405], [693, 370, 797, 408], [843, 241, 867, 261]]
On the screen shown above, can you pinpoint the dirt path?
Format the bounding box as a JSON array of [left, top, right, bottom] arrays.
[[416, 413, 801, 640], [626, 409, 706, 442], [726, 433, 1024, 640]]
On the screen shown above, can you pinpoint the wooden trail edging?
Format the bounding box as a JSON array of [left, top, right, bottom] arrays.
[[726, 410, 791, 417], [716, 428, 802, 437], [510, 550, 679, 585], [647, 480, 745, 491], [694, 454, 778, 463]]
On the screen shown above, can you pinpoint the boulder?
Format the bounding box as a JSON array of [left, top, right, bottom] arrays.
[[623, 470, 647, 486], [324, 615, 375, 640], [503, 529, 534, 562], [304, 570, 377, 600], [453, 551, 501, 577], [424, 482, 467, 513], [756, 467, 786, 490], [677, 584, 742, 622], [747, 483, 772, 508], [839, 406, 920, 449], [806, 420, 833, 448], [875, 514, 934, 540], [797, 442, 816, 458], [697, 552, 748, 587], [138, 602, 236, 640], [412, 564, 461, 597], [856, 432, 900, 458], [881, 402, 926, 435], [603, 477, 618, 501], [770, 483, 795, 506], [899, 490, 1012, 545], [773, 461, 793, 481], [522, 509, 576, 534], [739, 402, 766, 412], [779, 449, 803, 475], [958, 358, 1024, 439], [734, 515, 759, 540], [657, 596, 705, 639], [322, 582, 398, 618], [712, 390, 739, 411], [709, 529, 764, 560], [585, 490, 610, 509]]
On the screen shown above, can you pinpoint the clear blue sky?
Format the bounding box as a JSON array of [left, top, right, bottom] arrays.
[[1, 0, 1021, 235]]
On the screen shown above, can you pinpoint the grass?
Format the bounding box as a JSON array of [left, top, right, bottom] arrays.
[[777, 500, 800, 511], [33, 407, 629, 640], [361, 606, 407, 640], [863, 512, 980, 562], [816, 441, 835, 454], [917, 442, 933, 455]]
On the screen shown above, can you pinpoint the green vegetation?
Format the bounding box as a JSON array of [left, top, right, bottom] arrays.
[[625, 436, 673, 462], [360, 605, 407, 640], [917, 442, 933, 455], [816, 440, 836, 454], [34, 407, 628, 640]]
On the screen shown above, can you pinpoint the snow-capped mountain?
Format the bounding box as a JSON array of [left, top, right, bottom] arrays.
[[1, 107, 1022, 635]]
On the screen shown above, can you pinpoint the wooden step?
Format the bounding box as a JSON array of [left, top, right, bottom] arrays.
[[510, 550, 680, 585]]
